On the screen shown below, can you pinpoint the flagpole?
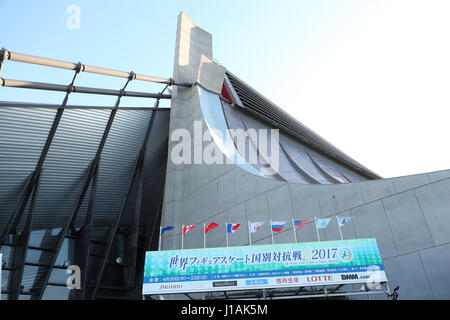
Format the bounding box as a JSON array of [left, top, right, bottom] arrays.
[[202, 225, 207, 302], [314, 217, 321, 241], [181, 224, 184, 250], [248, 221, 252, 246], [270, 219, 274, 245], [158, 226, 162, 251], [292, 219, 298, 243], [226, 221, 229, 247], [203, 224, 206, 248], [337, 216, 344, 240]]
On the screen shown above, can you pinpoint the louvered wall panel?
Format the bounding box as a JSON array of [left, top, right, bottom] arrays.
[[93, 109, 154, 227], [140, 110, 170, 231], [0, 104, 170, 232], [32, 108, 111, 230], [0, 107, 57, 230], [226, 71, 380, 180]]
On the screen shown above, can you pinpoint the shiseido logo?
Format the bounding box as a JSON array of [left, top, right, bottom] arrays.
[[159, 284, 183, 290]]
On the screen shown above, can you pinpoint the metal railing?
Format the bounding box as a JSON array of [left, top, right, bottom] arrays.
[[0, 48, 192, 96]]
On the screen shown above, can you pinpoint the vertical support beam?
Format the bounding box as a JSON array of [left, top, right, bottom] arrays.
[[90, 91, 167, 300], [70, 163, 99, 300], [33, 159, 98, 300], [0, 48, 7, 76], [7, 173, 41, 300], [89, 153, 144, 300], [123, 159, 144, 288], [135, 165, 166, 298]]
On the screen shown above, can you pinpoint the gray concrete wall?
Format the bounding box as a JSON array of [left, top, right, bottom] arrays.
[[161, 12, 450, 300]]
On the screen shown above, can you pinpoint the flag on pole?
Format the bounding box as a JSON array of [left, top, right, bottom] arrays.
[[316, 218, 331, 229], [271, 221, 285, 232], [204, 222, 219, 234], [337, 217, 352, 227], [183, 225, 197, 236], [249, 221, 264, 233], [293, 220, 308, 231], [161, 226, 174, 235], [227, 223, 241, 233]]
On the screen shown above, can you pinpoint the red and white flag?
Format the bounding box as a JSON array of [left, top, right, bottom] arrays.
[[183, 225, 197, 236], [204, 222, 219, 234], [249, 221, 264, 233], [294, 219, 308, 231]]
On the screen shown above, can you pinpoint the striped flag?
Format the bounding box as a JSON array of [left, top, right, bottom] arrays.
[[204, 222, 219, 234], [183, 225, 197, 236], [271, 221, 285, 232], [293, 220, 308, 231], [227, 223, 241, 233]]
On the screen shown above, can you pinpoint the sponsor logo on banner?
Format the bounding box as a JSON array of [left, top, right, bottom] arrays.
[[159, 284, 183, 290], [340, 273, 371, 281], [143, 238, 387, 295], [341, 274, 359, 280], [246, 279, 268, 286], [213, 281, 237, 288], [306, 275, 333, 283]]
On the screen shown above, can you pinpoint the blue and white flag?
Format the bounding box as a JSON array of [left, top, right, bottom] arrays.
[[316, 218, 331, 229], [161, 226, 174, 235], [337, 217, 352, 228]]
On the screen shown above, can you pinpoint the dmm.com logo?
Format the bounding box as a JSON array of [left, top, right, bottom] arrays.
[[341, 274, 359, 280], [341, 273, 371, 281]]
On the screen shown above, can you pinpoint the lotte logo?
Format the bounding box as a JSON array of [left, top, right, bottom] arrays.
[[306, 275, 333, 282]]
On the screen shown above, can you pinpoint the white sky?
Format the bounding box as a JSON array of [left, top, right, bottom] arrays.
[[221, 0, 450, 178], [1, 1, 449, 179]]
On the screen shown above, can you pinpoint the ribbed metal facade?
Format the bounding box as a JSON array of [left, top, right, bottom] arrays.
[[0, 103, 170, 300]]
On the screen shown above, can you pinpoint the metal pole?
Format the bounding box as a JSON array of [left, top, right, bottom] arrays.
[[270, 220, 274, 245], [203, 225, 206, 249], [385, 282, 392, 300], [292, 219, 298, 243], [158, 226, 162, 251], [248, 221, 252, 246], [0, 253, 2, 300], [337, 216, 344, 240], [314, 217, 321, 241], [181, 225, 184, 250], [0, 48, 6, 76], [225, 221, 229, 247], [1, 49, 192, 87], [71, 163, 98, 300], [0, 78, 171, 99]]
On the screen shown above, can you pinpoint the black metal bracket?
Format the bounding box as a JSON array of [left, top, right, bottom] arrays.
[[0, 48, 7, 75]]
